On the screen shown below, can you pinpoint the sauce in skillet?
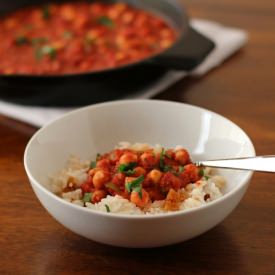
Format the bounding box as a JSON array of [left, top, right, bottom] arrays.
[[0, 2, 178, 75]]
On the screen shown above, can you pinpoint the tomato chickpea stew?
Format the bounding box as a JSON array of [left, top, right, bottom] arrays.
[[0, 2, 178, 75], [50, 143, 226, 215]]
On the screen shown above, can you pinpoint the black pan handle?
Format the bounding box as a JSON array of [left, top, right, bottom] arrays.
[[149, 26, 215, 71]]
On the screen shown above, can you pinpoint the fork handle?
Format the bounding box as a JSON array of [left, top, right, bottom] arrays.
[[196, 155, 275, 173]]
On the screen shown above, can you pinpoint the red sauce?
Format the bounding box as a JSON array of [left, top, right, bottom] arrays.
[[71, 146, 203, 209], [0, 2, 178, 75]]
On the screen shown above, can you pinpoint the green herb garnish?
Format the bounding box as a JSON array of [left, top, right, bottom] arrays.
[[125, 175, 144, 199], [96, 153, 101, 161], [89, 160, 97, 169], [42, 5, 51, 20], [163, 165, 172, 172], [42, 46, 56, 59], [199, 168, 205, 177], [105, 204, 111, 213], [83, 192, 92, 203], [15, 36, 29, 45], [35, 45, 57, 61], [178, 166, 184, 173], [97, 16, 115, 28], [118, 162, 137, 176], [63, 31, 74, 39], [205, 175, 210, 180], [105, 182, 120, 193], [159, 148, 165, 171]]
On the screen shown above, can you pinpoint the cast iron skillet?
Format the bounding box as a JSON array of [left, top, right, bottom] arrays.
[[0, 0, 215, 106]]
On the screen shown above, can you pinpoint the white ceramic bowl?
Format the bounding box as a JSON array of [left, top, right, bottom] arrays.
[[24, 100, 255, 248]]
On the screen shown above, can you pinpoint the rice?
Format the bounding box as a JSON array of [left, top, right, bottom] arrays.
[[48, 156, 89, 194], [50, 143, 226, 215], [86, 195, 143, 215]]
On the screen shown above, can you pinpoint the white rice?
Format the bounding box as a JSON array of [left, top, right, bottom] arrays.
[[50, 143, 226, 215], [48, 156, 89, 194], [86, 195, 143, 215]]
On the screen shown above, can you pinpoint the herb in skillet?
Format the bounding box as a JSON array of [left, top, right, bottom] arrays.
[[97, 16, 115, 28]]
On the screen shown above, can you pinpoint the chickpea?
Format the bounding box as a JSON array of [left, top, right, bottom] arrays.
[[108, 8, 120, 20], [160, 172, 181, 192], [160, 39, 173, 49], [146, 169, 163, 184], [160, 29, 173, 38], [60, 5, 76, 21], [184, 164, 200, 183], [92, 190, 107, 203], [88, 168, 98, 177], [96, 159, 111, 171], [178, 172, 190, 188], [140, 152, 157, 170], [122, 12, 134, 24], [119, 152, 138, 165], [93, 170, 110, 189], [114, 2, 127, 12], [52, 40, 65, 50], [112, 173, 125, 187], [125, 176, 137, 184], [130, 188, 149, 208], [109, 149, 124, 162], [174, 149, 190, 165], [133, 166, 146, 177], [74, 15, 89, 29]]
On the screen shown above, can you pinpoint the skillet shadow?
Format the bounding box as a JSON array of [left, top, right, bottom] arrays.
[[34, 224, 244, 274]]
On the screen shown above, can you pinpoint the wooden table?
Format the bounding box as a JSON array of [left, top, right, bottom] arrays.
[[1, 1, 275, 274]]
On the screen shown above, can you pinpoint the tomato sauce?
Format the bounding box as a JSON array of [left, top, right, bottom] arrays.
[[0, 2, 178, 75], [72, 146, 203, 209]]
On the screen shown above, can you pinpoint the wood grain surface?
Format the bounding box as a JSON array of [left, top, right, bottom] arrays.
[[0, 0, 275, 274]]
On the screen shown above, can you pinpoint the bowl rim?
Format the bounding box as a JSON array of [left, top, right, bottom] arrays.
[[24, 99, 256, 220]]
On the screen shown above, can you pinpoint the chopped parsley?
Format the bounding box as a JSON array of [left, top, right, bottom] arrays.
[[159, 148, 165, 171], [42, 46, 56, 59], [178, 166, 184, 173], [96, 153, 101, 161], [125, 175, 144, 199], [118, 162, 137, 176], [105, 204, 111, 213], [42, 5, 51, 20], [97, 16, 115, 28], [199, 168, 205, 177], [15, 36, 29, 45], [82, 192, 92, 203], [35, 45, 57, 61], [163, 165, 172, 172], [89, 160, 97, 169], [204, 175, 210, 180]]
